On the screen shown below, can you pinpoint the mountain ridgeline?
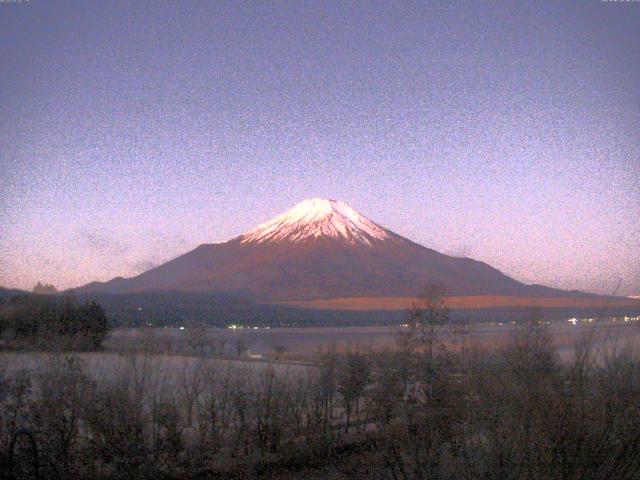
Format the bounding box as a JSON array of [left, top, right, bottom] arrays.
[[72, 198, 592, 302]]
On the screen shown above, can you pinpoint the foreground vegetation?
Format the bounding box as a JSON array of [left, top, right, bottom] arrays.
[[2, 313, 640, 479]]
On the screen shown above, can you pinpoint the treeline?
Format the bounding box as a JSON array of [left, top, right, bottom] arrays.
[[64, 290, 640, 328], [1, 320, 640, 478], [74, 290, 406, 328], [0, 295, 110, 350]]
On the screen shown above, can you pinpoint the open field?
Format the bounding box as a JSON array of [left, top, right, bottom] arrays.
[[0, 351, 310, 379], [3, 320, 639, 380], [101, 318, 640, 363], [273, 295, 640, 310]]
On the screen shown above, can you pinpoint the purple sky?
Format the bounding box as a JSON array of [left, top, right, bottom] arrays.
[[1, 1, 639, 296]]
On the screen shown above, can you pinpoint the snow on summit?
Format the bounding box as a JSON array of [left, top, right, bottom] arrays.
[[240, 198, 390, 245]]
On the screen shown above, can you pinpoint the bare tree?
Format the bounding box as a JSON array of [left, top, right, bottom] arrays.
[[234, 337, 248, 358], [273, 344, 287, 360], [337, 349, 371, 432], [177, 358, 206, 428], [450, 317, 472, 366], [185, 321, 209, 356], [399, 285, 450, 397]]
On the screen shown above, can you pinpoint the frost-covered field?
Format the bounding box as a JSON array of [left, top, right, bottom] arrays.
[[104, 319, 640, 360], [2, 320, 638, 381], [0, 351, 311, 388]]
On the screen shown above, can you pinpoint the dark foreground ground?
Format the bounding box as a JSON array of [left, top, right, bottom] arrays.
[[2, 319, 640, 479]]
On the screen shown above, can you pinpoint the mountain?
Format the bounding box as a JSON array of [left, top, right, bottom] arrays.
[[72, 198, 599, 302], [0, 286, 29, 300]]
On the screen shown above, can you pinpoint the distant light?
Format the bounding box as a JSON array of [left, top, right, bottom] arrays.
[[568, 318, 577, 325], [179, 326, 185, 330]]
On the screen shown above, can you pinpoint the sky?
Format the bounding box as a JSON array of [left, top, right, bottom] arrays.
[[1, 0, 639, 296]]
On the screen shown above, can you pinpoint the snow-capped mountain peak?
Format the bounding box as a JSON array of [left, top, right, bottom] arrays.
[[239, 198, 390, 245]]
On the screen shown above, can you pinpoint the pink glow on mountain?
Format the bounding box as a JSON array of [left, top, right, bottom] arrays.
[[240, 198, 390, 245]]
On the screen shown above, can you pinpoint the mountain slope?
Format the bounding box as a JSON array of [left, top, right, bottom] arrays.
[[73, 198, 596, 301], [0, 286, 29, 300]]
